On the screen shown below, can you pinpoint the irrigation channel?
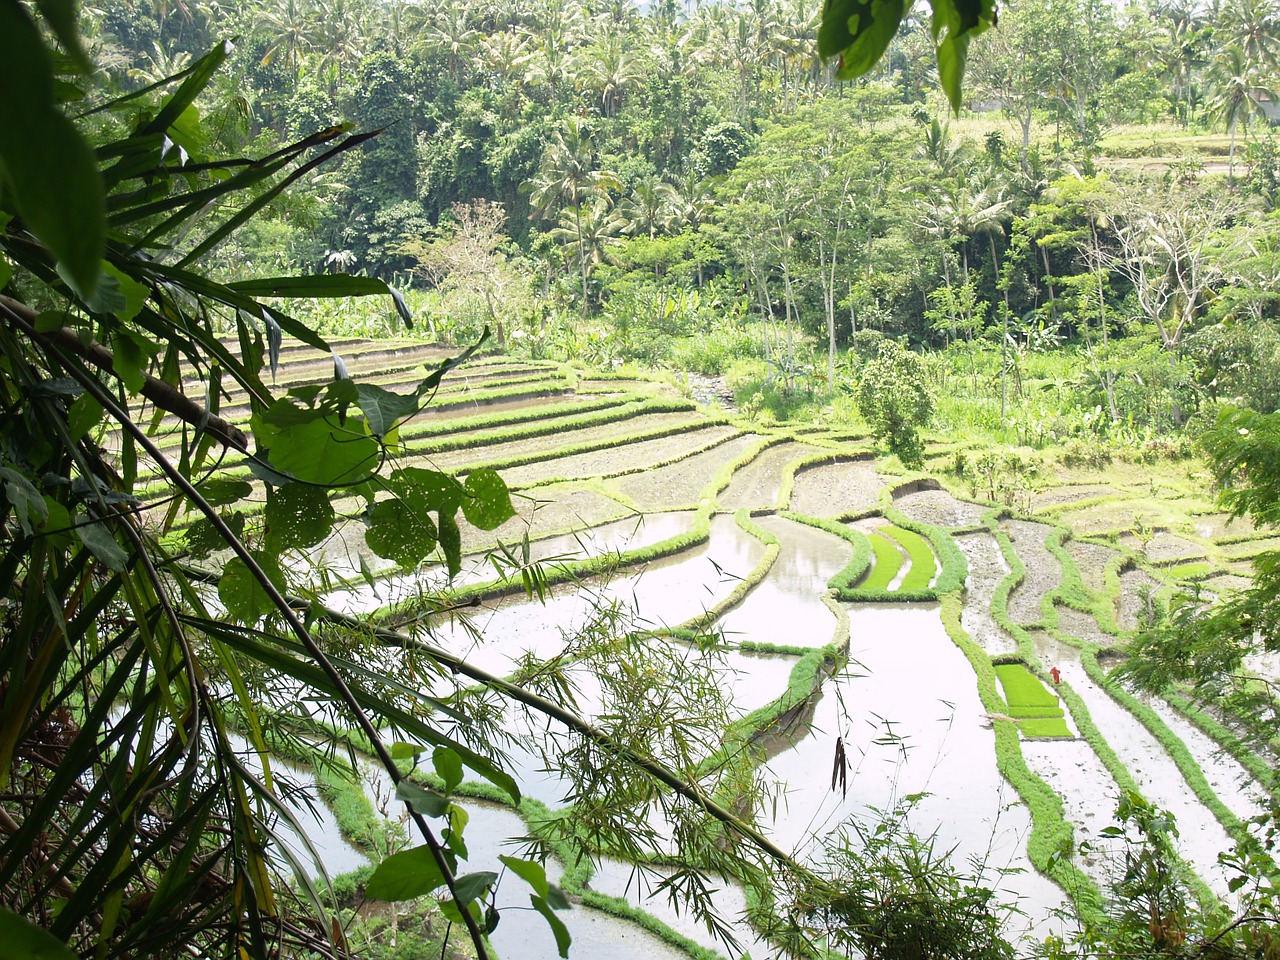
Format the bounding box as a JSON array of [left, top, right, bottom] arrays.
[[161, 339, 1277, 958]]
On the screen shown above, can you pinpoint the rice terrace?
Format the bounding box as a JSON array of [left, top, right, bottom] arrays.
[[158, 334, 1276, 958], [8, 0, 1280, 956]]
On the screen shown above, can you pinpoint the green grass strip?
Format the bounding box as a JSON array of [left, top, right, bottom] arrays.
[[409, 399, 698, 455], [379, 503, 716, 622], [677, 510, 780, 632], [776, 451, 875, 515], [861, 530, 903, 591], [882, 525, 936, 590], [705, 434, 790, 505], [883, 498, 967, 595], [505, 427, 743, 494], [989, 516, 1224, 913]]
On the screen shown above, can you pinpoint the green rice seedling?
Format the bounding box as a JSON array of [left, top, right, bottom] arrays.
[[1164, 562, 1215, 581], [1018, 717, 1074, 738], [995, 663, 1063, 711], [1006, 705, 1067, 719], [860, 530, 904, 591], [883, 525, 937, 590]]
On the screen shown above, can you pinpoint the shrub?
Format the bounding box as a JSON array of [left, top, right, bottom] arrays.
[[856, 341, 934, 469]]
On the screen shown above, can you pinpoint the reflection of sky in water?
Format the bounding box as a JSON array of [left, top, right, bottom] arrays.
[[424, 515, 764, 679], [758, 604, 1070, 944], [224, 732, 368, 881], [359, 765, 692, 960], [717, 515, 848, 649], [323, 511, 696, 616]]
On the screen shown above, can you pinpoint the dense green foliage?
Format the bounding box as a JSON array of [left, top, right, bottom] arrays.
[[7, 0, 1280, 958], [62, 0, 1280, 448]]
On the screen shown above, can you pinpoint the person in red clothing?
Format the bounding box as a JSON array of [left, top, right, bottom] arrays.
[[1050, 666, 1062, 684]]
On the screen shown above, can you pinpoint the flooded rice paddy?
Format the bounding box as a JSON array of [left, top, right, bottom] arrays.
[[222, 346, 1271, 959]]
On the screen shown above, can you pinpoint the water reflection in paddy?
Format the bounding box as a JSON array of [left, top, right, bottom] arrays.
[[757, 604, 1071, 944], [358, 765, 694, 960], [325, 511, 696, 615], [717, 515, 848, 650], [428, 515, 764, 680]]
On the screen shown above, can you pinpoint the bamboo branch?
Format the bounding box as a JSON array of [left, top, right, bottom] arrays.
[[1, 295, 249, 452]]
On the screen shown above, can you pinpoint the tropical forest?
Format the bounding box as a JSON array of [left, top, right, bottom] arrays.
[[3, 0, 1280, 957]]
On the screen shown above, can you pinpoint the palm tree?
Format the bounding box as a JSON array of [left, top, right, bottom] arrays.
[[254, 0, 316, 72], [577, 32, 646, 118], [311, 0, 367, 92], [1206, 44, 1278, 184], [549, 198, 625, 292], [616, 177, 678, 239], [424, 3, 482, 83], [527, 117, 621, 315], [1220, 0, 1280, 69]]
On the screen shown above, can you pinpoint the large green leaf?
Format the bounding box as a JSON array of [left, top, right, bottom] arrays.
[[393, 467, 464, 514], [0, 2, 104, 297], [461, 469, 516, 531], [218, 553, 287, 624], [266, 416, 380, 486], [264, 483, 335, 551], [819, 0, 908, 80], [438, 510, 462, 578], [433, 747, 464, 794], [33, 0, 92, 73], [453, 871, 497, 906], [75, 513, 128, 571], [499, 856, 550, 899], [356, 383, 421, 439], [364, 497, 437, 567], [0, 909, 77, 960], [197, 477, 254, 507], [364, 845, 445, 902]]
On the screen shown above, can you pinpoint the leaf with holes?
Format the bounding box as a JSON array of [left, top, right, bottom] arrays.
[[267, 416, 379, 486], [218, 552, 286, 624], [365, 497, 437, 567], [265, 483, 335, 551], [461, 469, 515, 531]]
